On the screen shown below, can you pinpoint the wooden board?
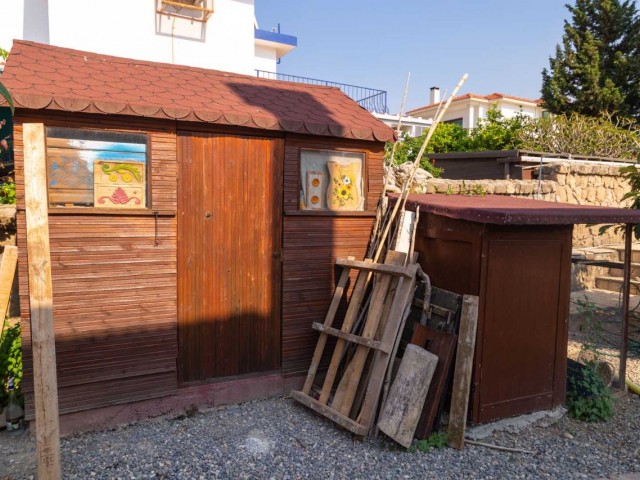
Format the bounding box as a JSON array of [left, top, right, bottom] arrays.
[[410, 324, 458, 439], [0, 245, 18, 320], [447, 294, 479, 450], [23, 123, 62, 480], [378, 344, 438, 448]]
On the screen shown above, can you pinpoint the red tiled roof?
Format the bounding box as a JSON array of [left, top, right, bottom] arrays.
[[0, 40, 395, 142], [407, 92, 542, 116]]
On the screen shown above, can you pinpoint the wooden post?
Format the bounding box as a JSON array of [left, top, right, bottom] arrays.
[[447, 294, 479, 450], [23, 123, 62, 479], [0, 245, 18, 322], [619, 223, 633, 391]]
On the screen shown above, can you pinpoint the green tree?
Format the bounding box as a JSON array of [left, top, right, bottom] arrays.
[[541, 0, 640, 120], [467, 108, 528, 151]]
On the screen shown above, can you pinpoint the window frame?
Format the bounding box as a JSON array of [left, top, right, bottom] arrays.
[[298, 147, 369, 214], [44, 126, 152, 212]]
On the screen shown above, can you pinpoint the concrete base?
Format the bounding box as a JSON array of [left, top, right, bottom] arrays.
[[53, 372, 305, 437], [466, 407, 567, 440]]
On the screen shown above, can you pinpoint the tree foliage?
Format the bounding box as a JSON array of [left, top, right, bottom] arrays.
[[386, 107, 528, 173], [541, 0, 640, 120], [518, 112, 640, 159]]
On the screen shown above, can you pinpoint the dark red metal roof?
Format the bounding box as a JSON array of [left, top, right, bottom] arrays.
[[0, 40, 395, 142], [395, 194, 640, 225]]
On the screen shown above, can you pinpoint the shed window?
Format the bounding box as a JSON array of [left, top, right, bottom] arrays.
[[46, 128, 148, 208], [300, 149, 364, 211]]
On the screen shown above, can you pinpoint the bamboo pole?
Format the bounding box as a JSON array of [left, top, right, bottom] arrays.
[[372, 73, 469, 263], [382, 72, 411, 197]]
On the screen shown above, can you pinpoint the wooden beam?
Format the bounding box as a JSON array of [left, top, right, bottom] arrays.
[[447, 294, 479, 450], [0, 245, 18, 321], [334, 258, 414, 278], [311, 323, 389, 353], [290, 391, 368, 436], [23, 123, 62, 479]]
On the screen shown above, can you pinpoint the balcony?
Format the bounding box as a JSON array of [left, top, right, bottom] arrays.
[[255, 71, 388, 114]]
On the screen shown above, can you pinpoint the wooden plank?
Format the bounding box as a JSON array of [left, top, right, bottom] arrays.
[[357, 264, 418, 431], [290, 390, 368, 436], [391, 210, 415, 254], [378, 344, 438, 448], [23, 123, 62, 480], [447, 294, 479, 450], [0, 245, 18, 321], [410, 324, 458, 440], [318, 260, 372, 404], [311, 322, 388, 353], [302, 258, 354, 394], [334, 258, 413, 278], [332, 251, 406, 415]]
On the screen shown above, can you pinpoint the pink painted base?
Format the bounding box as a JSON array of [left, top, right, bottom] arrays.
[[54, 372, 305, 437]]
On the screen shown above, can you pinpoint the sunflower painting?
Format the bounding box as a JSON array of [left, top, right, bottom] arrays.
[[327, 159, 362, 210]]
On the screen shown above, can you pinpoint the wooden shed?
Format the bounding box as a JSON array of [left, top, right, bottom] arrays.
[[402, 194, 640, 423], [2, 40, 395, 425]]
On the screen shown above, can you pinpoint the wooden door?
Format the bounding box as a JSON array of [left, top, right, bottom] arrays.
[[177, 132, 283, 382]]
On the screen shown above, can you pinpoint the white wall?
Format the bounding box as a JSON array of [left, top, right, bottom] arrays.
[[1, 0, 283, 76], [254, 44, 277, 73]]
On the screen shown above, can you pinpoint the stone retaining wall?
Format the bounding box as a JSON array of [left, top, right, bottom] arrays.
[[388, 161, 631, 248]]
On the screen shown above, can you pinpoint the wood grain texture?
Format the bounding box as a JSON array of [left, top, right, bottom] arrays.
[[447, 294, 479, 450], [177, 131, 283, 382], [0, 245, 18, 321], [281, 137, 384, 375], [14, 113, 178, 419], [23, 123, 62, 480], [378, 344, 438, 448], [410, 324, 458, 440]]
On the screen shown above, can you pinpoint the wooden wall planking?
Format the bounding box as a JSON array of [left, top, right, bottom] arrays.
[[281, 136, 384, 374], [14, 113, 178, 418]]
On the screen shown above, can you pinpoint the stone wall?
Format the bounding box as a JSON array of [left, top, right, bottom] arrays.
[[387, 161, 632, 248]]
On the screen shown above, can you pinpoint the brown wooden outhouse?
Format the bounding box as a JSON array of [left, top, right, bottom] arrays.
[[402, 194, 640, 423], [2, 40, 394, 428]]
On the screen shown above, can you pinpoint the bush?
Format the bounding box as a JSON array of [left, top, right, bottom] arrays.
[[567, 362, 614, 422], [518, 113, 640, 159], [0, 180, 15, 204], [0, 320, 22, 409]]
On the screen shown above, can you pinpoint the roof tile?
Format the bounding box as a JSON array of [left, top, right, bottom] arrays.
[[1, 40, 394, 142]]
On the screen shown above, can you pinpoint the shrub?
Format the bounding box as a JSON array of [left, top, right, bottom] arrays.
[[0, 180, 15, 204], [567, 362, 614, 422], [0, 320, 23, 409]]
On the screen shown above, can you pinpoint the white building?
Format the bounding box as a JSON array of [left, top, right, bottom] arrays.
[[373, 113, 432, 138], [407, 87, 544, 130], [0, 0, 296, 75]]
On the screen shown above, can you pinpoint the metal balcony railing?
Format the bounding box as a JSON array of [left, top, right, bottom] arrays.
[[256, 70, 388, 114]]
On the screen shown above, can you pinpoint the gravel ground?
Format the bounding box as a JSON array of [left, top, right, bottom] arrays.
[[1, 394, 639, 480]]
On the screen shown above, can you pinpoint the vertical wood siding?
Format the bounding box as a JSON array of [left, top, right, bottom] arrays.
[[281, 136, 384, 374], [177, 132, 283, 382], [14, 114, 178, 417]]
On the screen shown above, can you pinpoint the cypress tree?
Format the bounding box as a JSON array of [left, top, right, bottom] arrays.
[[541, 0, 640, 120]]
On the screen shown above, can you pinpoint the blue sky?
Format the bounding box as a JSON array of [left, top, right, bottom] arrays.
[[256, 1, 570, 113]]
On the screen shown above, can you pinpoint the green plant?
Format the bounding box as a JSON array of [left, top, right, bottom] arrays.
[[599, 164, 640, 239], [575, 295, 603, 361], [409, 432, 448, 453], [541, 0, 640, 120], [466, 107, 529, 151], [0, 48, 13, 115], [0, 319, 23, 408], [567, 362, 614, 422], [0, 180, 15, 204]]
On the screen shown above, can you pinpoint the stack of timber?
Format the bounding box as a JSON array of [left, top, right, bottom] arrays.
[[290, 250, 420, 436]]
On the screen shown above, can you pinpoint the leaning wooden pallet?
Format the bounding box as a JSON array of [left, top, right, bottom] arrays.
[[291, 253, 418, 436]]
